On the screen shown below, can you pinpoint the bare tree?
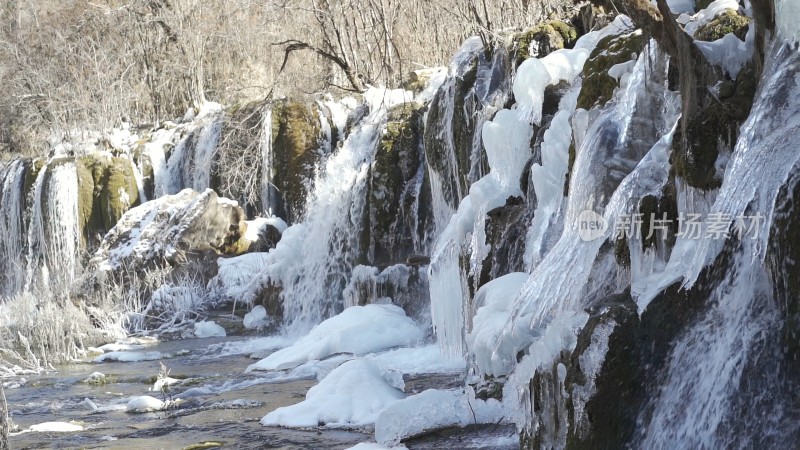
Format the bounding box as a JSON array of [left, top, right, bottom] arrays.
[[0, 0, 572, 153]]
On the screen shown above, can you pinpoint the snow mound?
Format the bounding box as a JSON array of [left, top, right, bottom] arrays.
[[375, 389, 504, 446], [245, 217, 288, 240], [467, 273, 530, 376], [261, 359, 405, 427], [246, 304, 423, 372], [243, 305, 270, 330], [194, 320, 226, 338], [366, 345, 465, 375]]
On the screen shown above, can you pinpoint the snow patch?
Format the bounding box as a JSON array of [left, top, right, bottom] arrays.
[[27, 421, 84, 433], [94, 351, 164, 363]]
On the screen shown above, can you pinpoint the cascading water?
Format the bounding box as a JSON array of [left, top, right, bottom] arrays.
[[636, 39, 800, 447], [639, 242, 779, 448], [0, 160, 28, 297], [166, 108, 224, 195], [25, 159, 81, 292], [246, 89, 415, 334]]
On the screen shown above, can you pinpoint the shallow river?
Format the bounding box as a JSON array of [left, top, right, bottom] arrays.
[[4, 335, 518, 449]]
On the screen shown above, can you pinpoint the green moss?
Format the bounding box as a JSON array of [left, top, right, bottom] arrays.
[[511, 21, 578, 67], [576, 32, 644, 110], [76, 157, 95, 245], [550, 20, 578, 47], [75, 155, 140, 246], [694, 9, 751, 41], [101, 157, 139, 230], [219, 221, 251, 256], [270, 99, 322, 222]]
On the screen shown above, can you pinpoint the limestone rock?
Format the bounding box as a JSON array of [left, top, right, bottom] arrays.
[[92, 189, 247, 270]]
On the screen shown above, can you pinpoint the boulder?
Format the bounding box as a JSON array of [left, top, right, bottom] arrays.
[[92, 188, 248, 271]]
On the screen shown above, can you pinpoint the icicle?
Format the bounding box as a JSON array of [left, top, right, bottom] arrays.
[[260, 107, 274, 215]]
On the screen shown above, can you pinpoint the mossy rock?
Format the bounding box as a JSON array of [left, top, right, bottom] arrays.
[[270, 99, 322, 223], [511, 21, 578, 67], [363, 101, 426, 266], [694, 9, 751, 41], [219, 221, 251, 256], [424, 58, 479, 207], [576, 31, 644, 111], [100, 157, 139, 231], [672, 62, 757, 190], [403, 68, 444, 94], [75, 158, 95, 242], [77, 154, 140, 247]]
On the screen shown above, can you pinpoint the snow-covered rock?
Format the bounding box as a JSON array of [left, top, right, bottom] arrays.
[[243, 305, 270, 330], [92, 188, 249, 270], [261, 359, 405, 427], [193, 320, 226, 338], [375, 389, 504, 446], [126, 395, 169, 413]]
